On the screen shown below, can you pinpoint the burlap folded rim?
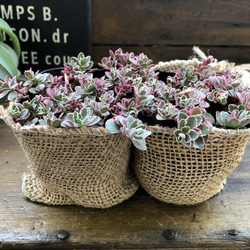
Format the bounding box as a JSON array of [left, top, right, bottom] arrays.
[[133, 124, 250, 206], [0, 105, 139, 208]]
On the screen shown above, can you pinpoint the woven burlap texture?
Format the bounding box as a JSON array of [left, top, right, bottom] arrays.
[[0, 105, 139, 208], [133, 125, 250, 205]]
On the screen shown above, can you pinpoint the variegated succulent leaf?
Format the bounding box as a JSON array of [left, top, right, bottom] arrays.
[[117, 98, 143, 117], [155, 83, 176, 102], [173, 66, 198, 87], [0, 76, 21, 103], [63, 53, 94, 75], [88, 100, 110, 117], [134, 82, 154, 105], [155, 101, 179, 121], [41, 112, 63, 128], [216, 107, 250, 129], [207, 89, 228, 105], [99, 48, 156, 81], [10, 103, 33, 125], [204, 112, 216, 125], [60, 92, 82, 112], [197, 56, 215, 72], [236, 88, 250, 109], [74, 76, 96, 98], [209, 75, 240, 91], [99, 90, 115, 104], [98, 55, 117, 70], [175, 108, 212, 148], [175, 87, 209, 108], [23, 69, 50, 90], [105, 115, 151, 150], [61, 107, 101, 128]]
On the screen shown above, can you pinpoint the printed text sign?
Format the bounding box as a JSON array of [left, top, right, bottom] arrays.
[[0, 1, 91, 72]]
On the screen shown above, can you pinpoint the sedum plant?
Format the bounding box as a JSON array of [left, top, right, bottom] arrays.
[[0, 49, 155, 150], [104, 53, 250, 149], [1, 49, 250, 150], [148, 57, 250, 148]]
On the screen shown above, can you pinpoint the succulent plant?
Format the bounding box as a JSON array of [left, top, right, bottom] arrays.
[[61, 107, 101, 128], [155, 101, 179, 121], [175, 107, 212, 148], [216, 104, 250, 129], [63, 52, 93, 75], [40, 112, 63, 128], [144, 55, 250, 148], [1, 48, 250, 150], [105, 115, 151, 150], [0, 76, 22, 103], [175, 87, 209, 108], [0, 49, 159, 150], [10, 103, 32, 124]]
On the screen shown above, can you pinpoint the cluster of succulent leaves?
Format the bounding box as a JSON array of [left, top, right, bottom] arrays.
[[0, 49, 157, 150], [105, 54, 250, 149], [150, 56, 250, 148], [1, 48, 250, 150]]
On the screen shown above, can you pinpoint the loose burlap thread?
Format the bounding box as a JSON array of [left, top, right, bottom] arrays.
[[0, 105, 139, 208], [133, 125, 250, 205]]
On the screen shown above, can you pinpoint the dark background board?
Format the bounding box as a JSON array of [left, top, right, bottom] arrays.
[[1, 1, 250, 77], [91, 0, 250, 66], [0, 0, 92, 72]]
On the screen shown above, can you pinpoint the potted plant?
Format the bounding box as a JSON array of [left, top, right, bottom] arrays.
[[0, 50, 155, 208], [102, 48, 250, 205], [2, 47, 250, 207], [0, 18, 21, 82], [127, 54, 250, 205]]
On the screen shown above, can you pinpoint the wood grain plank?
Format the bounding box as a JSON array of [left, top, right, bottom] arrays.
[[92, 0, 250, 46], [0, 120, 250, 249]]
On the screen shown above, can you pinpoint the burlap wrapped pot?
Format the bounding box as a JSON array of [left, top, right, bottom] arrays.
[[133, 125, 250, 205], [0, 105, 139, 208], [133, 48, 250, 205]]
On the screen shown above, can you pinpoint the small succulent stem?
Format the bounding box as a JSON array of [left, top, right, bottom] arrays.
[[15, 89, 31, 101], [114, 90, 122, 105]]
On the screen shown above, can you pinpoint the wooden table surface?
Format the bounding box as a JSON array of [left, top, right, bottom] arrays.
[[0, 119, 250, 250]]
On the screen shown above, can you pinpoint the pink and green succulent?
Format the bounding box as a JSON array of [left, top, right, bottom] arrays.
[[175, 107, 212, 148], [106, 115, 151, 151], [216, 104, 250, 129], [1, 49, 250, 150]]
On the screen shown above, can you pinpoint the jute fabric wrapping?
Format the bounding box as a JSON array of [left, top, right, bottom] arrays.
[[133, 125, 250, 205], [0, 105, 139, 208], [133, 48, 250, 205]]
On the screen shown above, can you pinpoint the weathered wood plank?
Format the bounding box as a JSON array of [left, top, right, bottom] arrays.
[[92, 0, 250, 46], [92, 45, 250, 65], [0, 119, 250, 249]]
